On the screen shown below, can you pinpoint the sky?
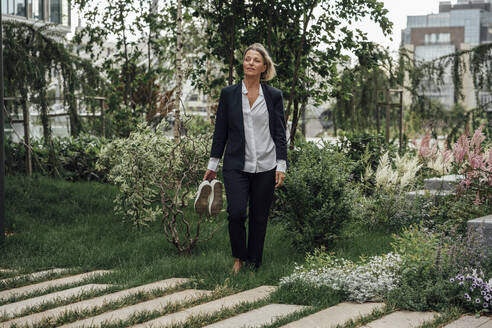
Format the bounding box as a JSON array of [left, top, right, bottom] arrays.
[[363, 0, 441, 54]]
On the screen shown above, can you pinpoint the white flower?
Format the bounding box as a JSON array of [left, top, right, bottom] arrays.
[[280, 252, 402, 303]]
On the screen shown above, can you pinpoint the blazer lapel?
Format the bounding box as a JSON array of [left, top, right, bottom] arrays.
[[231, 82, 245, 140]]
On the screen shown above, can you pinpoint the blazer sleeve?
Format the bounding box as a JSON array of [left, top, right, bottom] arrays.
[[274, 90, 288, 161], [210, 88, 228, 159]]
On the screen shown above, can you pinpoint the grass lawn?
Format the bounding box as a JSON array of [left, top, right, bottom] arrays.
[[2, 175, 395, 307]]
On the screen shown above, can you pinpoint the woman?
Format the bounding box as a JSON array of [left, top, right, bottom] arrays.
[[203, 43, 287, 274]]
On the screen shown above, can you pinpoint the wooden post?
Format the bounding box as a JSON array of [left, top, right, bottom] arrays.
[[385, 89, 390, 144], [399, 91, 403, 154], [100, 98, 105, 138]]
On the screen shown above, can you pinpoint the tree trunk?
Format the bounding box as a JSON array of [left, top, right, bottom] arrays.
[[228, 0, 236, 86], [119, 3, 130, 107], [20, 88, 31, 175], [174, 0, 183, 140], [66, 71, 81, 136], [289, 98, 299, 149], [39, 87, 57, 176], [284, 3, 316, 123], [385, 88, 390, 144], [267, 0, 273, 51]]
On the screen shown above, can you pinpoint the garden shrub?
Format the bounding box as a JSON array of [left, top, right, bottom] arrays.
[[98, 122, 215, 254], [5, 133, 108, 181], [272, 140, 360, 251], [333, 131, 395, 186], [388, 224, 491, 312]]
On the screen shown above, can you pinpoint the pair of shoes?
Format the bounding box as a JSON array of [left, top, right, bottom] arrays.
[[194, 180, 223, 216]]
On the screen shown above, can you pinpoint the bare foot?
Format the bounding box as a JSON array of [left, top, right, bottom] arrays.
[[232, 258, 242, 274]]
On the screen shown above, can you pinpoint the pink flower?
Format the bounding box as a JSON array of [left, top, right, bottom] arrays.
[[417, 133, 432, 159], [470, 127, 485, 154], [453, 135, 469, 164], [469, 153, 484, 170]]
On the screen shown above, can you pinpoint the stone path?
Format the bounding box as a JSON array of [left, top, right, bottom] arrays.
[[280, 302, 384, 328], [131, 286, 277, 328], [0, 270, 111, 301], [0, 268, 69, 285], [0, 271, 480, 328], [61, 289, 211, 328], [444, 315, 492, 328], [204, 304, 307, 328], [0, 278, 188, 327], [360, 311, 437, 328], [0, 284, 110, 318]]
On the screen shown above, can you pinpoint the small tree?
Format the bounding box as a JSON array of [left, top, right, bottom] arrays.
[[98, 121, 217, 254]]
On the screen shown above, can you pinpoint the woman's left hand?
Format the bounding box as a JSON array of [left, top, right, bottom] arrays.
[[275, 171, 285, 188]]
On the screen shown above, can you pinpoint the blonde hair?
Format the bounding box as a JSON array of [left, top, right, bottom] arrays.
[[244, 43, 276, 81]]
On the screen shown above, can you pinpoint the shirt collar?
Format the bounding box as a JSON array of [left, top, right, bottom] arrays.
[[241, 80, 264, 97]]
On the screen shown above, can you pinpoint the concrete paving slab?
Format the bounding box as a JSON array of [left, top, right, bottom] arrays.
[[131, 285, 277, 328], [468, 214, 492, 252], [204, 304, 307, 328], [0, 278, 189, 328], [0, 268, 69, 285], [280, 302, 385, 328], [406, 189, 454, 201], [0, 270, 111, 301], [361, 311, 437, 328], [443, 315, 492, 328], [0, 284, 111, 318], [424, 175, 463, 191], [60, 289, 211, 328]]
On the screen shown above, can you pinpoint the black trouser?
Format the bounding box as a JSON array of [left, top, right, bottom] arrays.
[[222, 167, 276, 268]]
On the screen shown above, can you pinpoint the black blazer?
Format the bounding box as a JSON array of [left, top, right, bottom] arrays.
[[210, 81, 287, 171]]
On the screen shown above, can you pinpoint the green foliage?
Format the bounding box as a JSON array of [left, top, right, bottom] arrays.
[[388, 225, 490, 312], [98, 122, 213, 254], [5, 134, 108, 181], [272, 140, 360, 251], [333, 131, 393, 186]]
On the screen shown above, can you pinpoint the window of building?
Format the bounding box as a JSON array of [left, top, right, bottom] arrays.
[[49, 0, 69, 25], [15, 0, 25, 16], [1, 0, 7, 14], [425, 32, 451, 44], [439, 33, 451, 43], [50, 0, 60, 23], [30, 0, 44, 20]]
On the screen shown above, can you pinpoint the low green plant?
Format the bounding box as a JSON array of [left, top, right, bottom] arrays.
[[332, 131, 394, 185], [272, 140, 359, 251], [388, 224, 490, 312], [97, 122, 215, 254], [5, 133, 108, 181]]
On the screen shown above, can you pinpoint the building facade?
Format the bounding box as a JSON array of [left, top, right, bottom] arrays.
[[2, 0, 70, 29], [401, 0, 492, 110]]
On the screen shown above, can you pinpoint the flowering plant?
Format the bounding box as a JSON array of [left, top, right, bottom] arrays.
[[414, 128, 492, 204], [414, 133, 454, 176], [452, 127, 492, 204], [279, 251, 402, 303], [368, 151, 422, 192], [450, 269, 492, 313]]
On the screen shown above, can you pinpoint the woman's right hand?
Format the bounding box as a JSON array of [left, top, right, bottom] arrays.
[[203, 169, 217, 181]]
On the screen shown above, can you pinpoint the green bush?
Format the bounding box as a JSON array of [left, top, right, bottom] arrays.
[[333, 131, 395, 188], [98, 122, 214, 254], [387, 225, 490, 312], [272, 140, 360, 251], [5, 134, 108, 181]]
